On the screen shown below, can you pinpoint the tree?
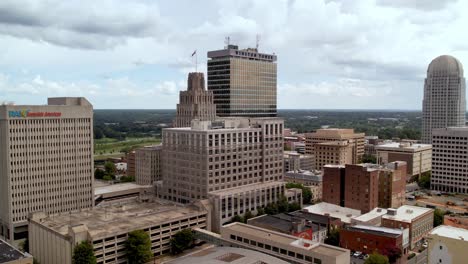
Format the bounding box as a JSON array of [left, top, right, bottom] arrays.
[[72, 241, 97, 264], [324, 227, 340, 246], [418, 171, 431, 189], [434, 208, 445, 227], [361, 154, 377, 164], [103, 175, 113, 181], [286, 182, 312, 204], [277, 196, 289, 213], [264, 203, 279, 215], [288, 202, 301, 212], [232, 214, 244, 223], [94, 127, 104, 139], [170, 229, 195, 255], [104, 161, 116, 177], [20, 237, 29, 253], [244, 210, 254, 222], [380, 245, 402, 263], [120, 176, 135, 182], [126, 230, 152, 263], [256, 207, 264, 216], [364, 253, 389, 264], [94, 168, 105, 180]]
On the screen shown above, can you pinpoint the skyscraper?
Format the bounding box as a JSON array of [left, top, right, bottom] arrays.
[[207, 44, 277, 117], [174, 72, 217, 127], [421, 55, 466, 144], [0, 97, 94, 241]]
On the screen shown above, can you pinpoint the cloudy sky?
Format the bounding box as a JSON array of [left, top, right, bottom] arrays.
[[0, 0, 467, 109]]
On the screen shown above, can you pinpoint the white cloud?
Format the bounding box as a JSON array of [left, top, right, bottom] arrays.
[[0, 0, 467, 109]]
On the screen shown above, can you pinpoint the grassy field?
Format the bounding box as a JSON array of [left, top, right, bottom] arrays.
[[94, 137, 161, 160]]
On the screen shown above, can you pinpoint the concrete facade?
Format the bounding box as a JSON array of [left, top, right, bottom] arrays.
[[135, 145, 162, 185], [305, 129, 365, 170], [314, 140, 353, 171], [173, 72, 217, 128], [207, 44, 277, 117], [284, 151, 313, 172], [29, 199, 210, 264], [376, 142, 432, 179], [0, 97, 94, 242], [431, 127, 468, 194], [427, 225, 468, 264], [160, 118, 284, 204], [421, 55, 466, 144]]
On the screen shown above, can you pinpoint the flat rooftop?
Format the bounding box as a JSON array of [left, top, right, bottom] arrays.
[[94, 182, 152, 196], [430, 225, 468, 241], [382, 205, 432, 223], [0, 239, 30, 263], [208, 181, 284, 196], [33, 200, 206, 239], [285, 171, 322, 182], [248, 214, 325, 234], [304, 203, 361, 224], [352, 208, 387, 223], [375, 142, 432, 151], [223, 223, 347, 257], [167, 246, 288, 264], [347, 225, 403, 238]]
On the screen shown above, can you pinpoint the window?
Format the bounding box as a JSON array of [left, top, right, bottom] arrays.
[[314, 258, 322, 264]]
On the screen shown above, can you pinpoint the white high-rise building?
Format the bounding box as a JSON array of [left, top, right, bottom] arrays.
[[0, 97, 94, 241], [421, 55, 466, 144], [431, 127, 468, 194]]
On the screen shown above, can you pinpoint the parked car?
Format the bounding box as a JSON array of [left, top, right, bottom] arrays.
[[423, 242, 428, 248]]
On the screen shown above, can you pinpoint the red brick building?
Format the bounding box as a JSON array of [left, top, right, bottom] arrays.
[[322, 165, 345, 206], [340, 225, 409, 263], [381, 206, 433, 249], [379, 161, 407, 209], [126, 151, 136, 177], [344, 164, 380, 213], [323, 163, 407, 213]]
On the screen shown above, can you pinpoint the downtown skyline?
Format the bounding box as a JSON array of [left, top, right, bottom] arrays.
[[1, 0, 468, 110]]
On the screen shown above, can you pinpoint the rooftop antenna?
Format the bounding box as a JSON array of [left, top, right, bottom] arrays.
[[256, 34, 260, 50], [225, 36, 230, 49]]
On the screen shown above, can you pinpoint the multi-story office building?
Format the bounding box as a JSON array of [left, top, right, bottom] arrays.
[[173, 72, 217, 127], [431, 127, 468, 194], [427, 225, 468, 264], [284, 170, 322, 202], [207, 44, 277, 117], [421, 55, 466, 144], [0, 97, 94, 241], [126, 151, 136, 177], [208, 182, 302, 232], [221, 222, 350, 264], [322, 165, 346, 207], [283, 151, 313, 172], [313, 140, 353, 171], [376, 142, 432, 179], [378, 161, 407, 209], [305, 129, 365, 170], [135, 145, 162, 185], [29, 199, 210, 264], [381, 206, 433, 249], [160, 118, 284, 204]]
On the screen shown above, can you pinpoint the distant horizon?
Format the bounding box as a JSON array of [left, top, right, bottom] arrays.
[[93, 108, 424, 112]]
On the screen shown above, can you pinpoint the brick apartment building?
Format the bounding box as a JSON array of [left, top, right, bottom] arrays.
[[323, 162, 407, 213], [322, 164, 379, 213]]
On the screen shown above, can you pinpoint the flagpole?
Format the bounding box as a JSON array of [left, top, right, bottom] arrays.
[[195, 51, 198, 72]]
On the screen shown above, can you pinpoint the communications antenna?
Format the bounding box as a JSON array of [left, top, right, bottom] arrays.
[[224, 36, 230, 48], [256, 34, 260, 50]]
